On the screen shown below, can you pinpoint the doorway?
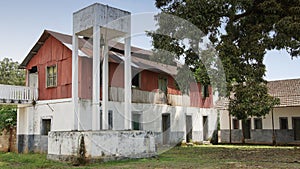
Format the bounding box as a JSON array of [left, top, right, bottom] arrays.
[[293, 118, 300, 140], [186, 115, 193, 143], [203, 116, 208, 141], [29, 66, 38, 88], [162, 114, 170, 145]]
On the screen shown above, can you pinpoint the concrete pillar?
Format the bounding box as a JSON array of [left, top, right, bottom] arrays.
[[124, 36, 132, 130], [72, 34, 79, 131], [102, 41, 109, 130], [92, 26, 101, 130]]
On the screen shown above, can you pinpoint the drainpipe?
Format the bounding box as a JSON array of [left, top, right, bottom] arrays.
[[271, 108, 276, 145]]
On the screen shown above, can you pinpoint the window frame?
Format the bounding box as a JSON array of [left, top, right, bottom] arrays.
[[41, 118, 52, 136], [46, 64, 57, 88], [254, 118, 263, 130], [132, 112, 143, 130], [232, 118, 239, 129], [279, 117, 288, 130]]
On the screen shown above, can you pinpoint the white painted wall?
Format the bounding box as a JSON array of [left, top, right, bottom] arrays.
[[220, 106, 300, 130], [18, 99, 218, 143], [17, 98, 74, 135]]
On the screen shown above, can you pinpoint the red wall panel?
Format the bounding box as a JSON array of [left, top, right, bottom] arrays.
[[25, 34, 211, 106], [26, 36, 72, 100]]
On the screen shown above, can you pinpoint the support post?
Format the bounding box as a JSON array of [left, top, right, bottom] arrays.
[[102, 41, 109, 130], [72, 34, 79, 131], [124, 36, 132, 130], [92, 26, 101, 130]]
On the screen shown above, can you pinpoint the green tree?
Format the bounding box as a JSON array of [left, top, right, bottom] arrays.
[[0, 57, 25, 85], [150, 0, 297, 141], [0, 57, 25, 151]]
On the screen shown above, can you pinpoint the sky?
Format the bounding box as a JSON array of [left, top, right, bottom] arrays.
[[0, 0, 299, 81]]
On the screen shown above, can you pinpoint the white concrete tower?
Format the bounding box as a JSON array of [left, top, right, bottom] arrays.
[[72, 3, 131, 130]]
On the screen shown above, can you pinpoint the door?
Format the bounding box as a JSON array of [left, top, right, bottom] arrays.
[[158, 76, 168, 103], [29, 73, 38, 88], [242, 119, 251, 139], [162, 114, 170, 145], [203, 116, 208, 140], [293, 118, 300, 140], [186, 115, 193, 143]]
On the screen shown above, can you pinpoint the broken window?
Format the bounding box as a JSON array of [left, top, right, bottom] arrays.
[[46, 65, 57, 87], [41, 119, 51, 135]]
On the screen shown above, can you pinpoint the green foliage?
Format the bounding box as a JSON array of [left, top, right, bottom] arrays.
[[229, 82, 280, 120], [0, 58, 25, 86], [151, 0, 299, 121], [0, 58, 25, 130], [0, 105, 17, 131]]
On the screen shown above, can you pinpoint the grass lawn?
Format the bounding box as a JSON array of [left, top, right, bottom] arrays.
[[0, 145, 300, 169]]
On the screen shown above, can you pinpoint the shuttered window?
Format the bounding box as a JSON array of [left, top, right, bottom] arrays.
[[46, 65, 57, 87]]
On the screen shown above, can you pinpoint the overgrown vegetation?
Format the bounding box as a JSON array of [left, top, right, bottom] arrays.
[[0, 145, 299, 168], [0, 105, 17, 131], [0, 57, 25, 151]]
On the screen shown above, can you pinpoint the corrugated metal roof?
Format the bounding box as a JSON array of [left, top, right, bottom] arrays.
[[215, 78, 300, 109], [20, 30, 177, 75]]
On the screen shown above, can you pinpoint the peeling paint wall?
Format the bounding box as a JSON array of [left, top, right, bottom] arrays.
[[17, 99, 217, 153], [47, 130, 156, 162]]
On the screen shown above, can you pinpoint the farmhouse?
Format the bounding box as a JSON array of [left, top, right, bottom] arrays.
[[219, 78, 300, 145], [16, 27, 217, 155]]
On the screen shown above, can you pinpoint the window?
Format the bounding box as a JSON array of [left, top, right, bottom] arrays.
[[280, 117, 288, 130], [202, 85, 209, 98], [41, 119, 51, 135], [108, 110, 113, 130], [46, 65, 57, 87], [233, 119, 239, 129], [132, 112, 142, 130], [254, 118, 263, 129], [132, 72, 140, 88]]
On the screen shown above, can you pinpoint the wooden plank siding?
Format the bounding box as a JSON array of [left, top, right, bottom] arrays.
[[25, 34, 213, 108]]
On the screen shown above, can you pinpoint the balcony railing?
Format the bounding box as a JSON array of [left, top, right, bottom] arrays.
[[0, 84, 38, 104]]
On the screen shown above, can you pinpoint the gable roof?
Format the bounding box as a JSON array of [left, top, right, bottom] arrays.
[[215, 78, 300, 109], [20, 30, 177, 75]]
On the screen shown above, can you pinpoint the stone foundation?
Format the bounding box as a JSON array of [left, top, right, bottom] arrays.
[[47, 130, 157, 163]]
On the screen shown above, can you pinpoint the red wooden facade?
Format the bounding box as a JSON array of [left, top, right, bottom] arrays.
[[24, 32, 213, 108]]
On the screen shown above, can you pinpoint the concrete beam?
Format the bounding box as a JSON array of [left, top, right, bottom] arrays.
[[92, 26, 101, 130], [124, 36, 132, 130], [102, 41, 109, 130], [72, 34, 79, 131]]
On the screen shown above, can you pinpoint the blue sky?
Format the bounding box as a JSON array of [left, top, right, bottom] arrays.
[[0, 0, 299, 81]]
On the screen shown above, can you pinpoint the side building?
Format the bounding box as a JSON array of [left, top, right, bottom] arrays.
[[219, 78, 300, 145]]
